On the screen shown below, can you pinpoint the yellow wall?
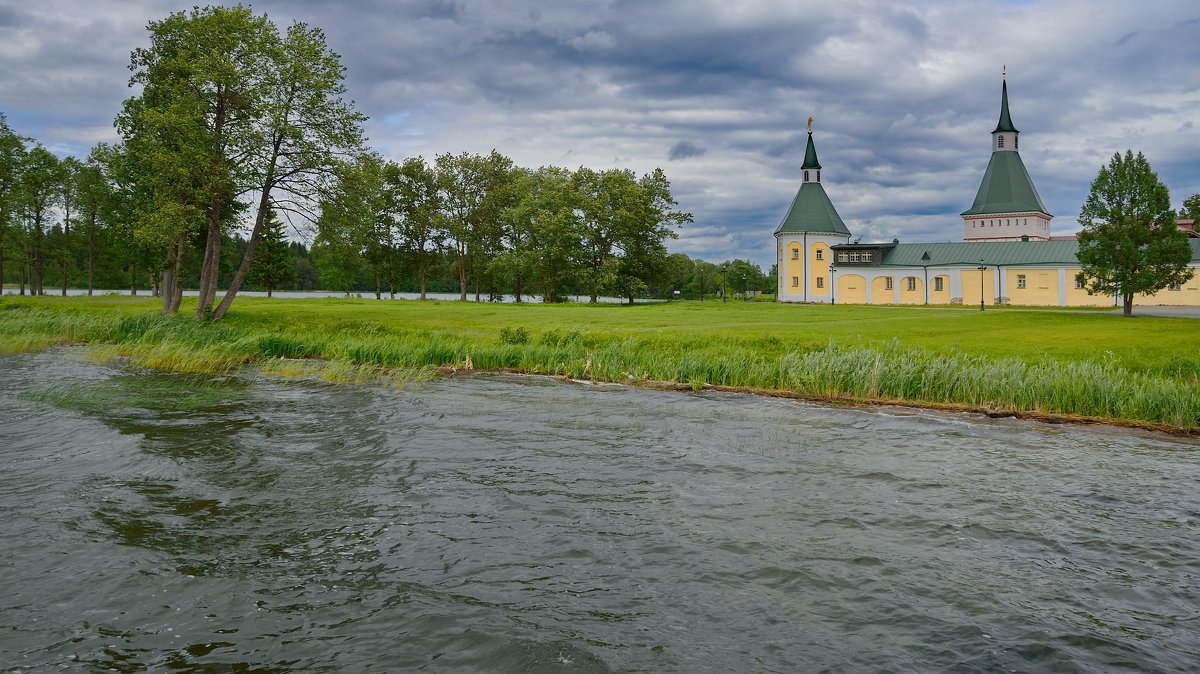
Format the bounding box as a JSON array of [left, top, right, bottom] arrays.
[[810, 243, 830, 296], [898, 276, 924, 304], [960, 269, 995, 307], [870, 276, 895, 304], [930, 275, 951, 304], [1139, 269, 1200, 305], [837, 274, 866, 304], [1005, 268, 1058, 306], [783, 240, 803, 295], [1063, 268, 1112, 306]]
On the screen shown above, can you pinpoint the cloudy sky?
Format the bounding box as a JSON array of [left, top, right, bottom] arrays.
[[2, 0, 1198, 268]]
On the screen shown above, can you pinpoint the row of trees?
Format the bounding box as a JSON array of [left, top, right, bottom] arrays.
[[311, 152, 695, 303], [0, 5, 712, 314]]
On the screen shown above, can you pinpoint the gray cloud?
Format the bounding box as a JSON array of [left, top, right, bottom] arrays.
[[2, 0, 1199, 269], [668, 140, 706, 160]]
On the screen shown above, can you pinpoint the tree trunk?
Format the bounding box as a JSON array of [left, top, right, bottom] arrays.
[[418, 247, 427, 299], [162, 236, 186, 314], [130, 259, 138, 296], [514, 275, 522, 303], [196, 203, 222, 318], [457, 247, 467, 301], [213, 126, 291, 321], [267, 286, 273, 299], [87, 215, 95, 296], [1123, 294, 1134, 317]]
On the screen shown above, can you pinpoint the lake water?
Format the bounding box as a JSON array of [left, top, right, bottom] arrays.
[[1, 351, 1197, 672]]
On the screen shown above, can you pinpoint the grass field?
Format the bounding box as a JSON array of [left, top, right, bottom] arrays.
[[2, 294, 1198, 432]]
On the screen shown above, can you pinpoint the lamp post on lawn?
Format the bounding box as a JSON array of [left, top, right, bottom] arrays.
[[976, 259, 987, 311], [829, 264, 836, 305]]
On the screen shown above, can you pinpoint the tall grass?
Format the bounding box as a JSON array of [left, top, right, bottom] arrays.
[[2, 304, 1196, 431]]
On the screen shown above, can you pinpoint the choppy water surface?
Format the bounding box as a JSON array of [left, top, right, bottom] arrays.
[[1, 351, 1197, 673]]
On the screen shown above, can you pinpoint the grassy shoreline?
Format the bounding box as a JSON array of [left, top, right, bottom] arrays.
[[2, 295, 1198, 435]]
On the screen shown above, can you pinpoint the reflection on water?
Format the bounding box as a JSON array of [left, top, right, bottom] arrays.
[[1, 350, 1198, 672]]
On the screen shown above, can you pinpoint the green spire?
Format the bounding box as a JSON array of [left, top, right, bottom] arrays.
[[993, 69, 1018, 134], [801, 130, 822, 170]]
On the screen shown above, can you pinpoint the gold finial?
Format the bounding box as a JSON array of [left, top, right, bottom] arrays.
[[807, 116, 813, 134], [1003, 65, 1006, 81]]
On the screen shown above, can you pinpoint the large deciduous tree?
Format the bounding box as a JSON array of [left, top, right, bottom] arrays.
[[121, 5, 364, 318], [16, 146, 64, 296], [1076, 150, 1194, 316], [0, 114, 27, 292], [388, 156, 442, 299]]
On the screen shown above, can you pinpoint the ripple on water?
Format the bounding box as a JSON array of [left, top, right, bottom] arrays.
[[1, 353, 1198, 672]]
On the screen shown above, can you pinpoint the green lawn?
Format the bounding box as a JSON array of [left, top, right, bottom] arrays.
[[2, 295, 1197, 430]]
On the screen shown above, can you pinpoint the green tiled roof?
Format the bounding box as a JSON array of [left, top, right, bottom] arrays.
[[880, 241, 1079, 266], [994, 79, 1017, 133], [961, 151, 1049, 216], [774, 182, 851, 235], [877, 239, 1200, 266]]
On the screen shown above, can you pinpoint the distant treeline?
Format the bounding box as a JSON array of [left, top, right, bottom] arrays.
[[0, 6, 775, 310]]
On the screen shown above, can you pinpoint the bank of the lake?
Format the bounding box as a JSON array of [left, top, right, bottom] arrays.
[[1, 295, 1198, 433]]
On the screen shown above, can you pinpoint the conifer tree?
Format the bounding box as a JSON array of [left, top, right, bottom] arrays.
[[249, 211, 293, 297]]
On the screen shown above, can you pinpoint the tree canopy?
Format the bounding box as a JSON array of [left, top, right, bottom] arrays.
[[1076, 150, 1195, 316]]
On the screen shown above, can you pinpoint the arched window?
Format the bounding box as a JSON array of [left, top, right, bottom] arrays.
[[998, 135, 1004, 148], [1014, 136, 1018, 150], [804, 170, 809, 182], [817, 170, 821, 182]]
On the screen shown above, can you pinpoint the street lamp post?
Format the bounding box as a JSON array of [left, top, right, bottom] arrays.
[[976, 259, 987, 311], [829, 264, 836, 305]]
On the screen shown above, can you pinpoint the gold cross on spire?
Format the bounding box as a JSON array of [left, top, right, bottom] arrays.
[[807, 116, 813, 134]]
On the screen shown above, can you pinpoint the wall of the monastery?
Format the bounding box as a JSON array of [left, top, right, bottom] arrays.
[[776, 234, 846, 302], [810, 242, 831, 300], [960, 268, 997, 307], [779, 238, 804, 300], [1003, 268, 1058, 305], [930, 275, 952, 304], [1137, 266, 1200, 306], [837, 273, 867, 304], [963, 214, 1051, 242]]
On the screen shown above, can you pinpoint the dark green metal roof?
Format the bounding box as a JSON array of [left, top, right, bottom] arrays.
[[873, 240, 1200, 267], [774, 182, 851, 236], [879, 241, 1080, 267], [994, 78, 1017, 133], [961, 151, 1049, 216], [801, 133, 821, 170]]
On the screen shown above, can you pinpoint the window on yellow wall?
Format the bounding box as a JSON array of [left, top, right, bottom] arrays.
[[934, 277, 944, 292], [816, 249, 823, 260], [791, 276, 799, 288], [905, 277, 916, 291], [1075, 277, 1084, 290], [791, 248, 799, 260], [816, 277, 824, 289], [1017, 274, 1027, 289], [884, 277, 893, 290]]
